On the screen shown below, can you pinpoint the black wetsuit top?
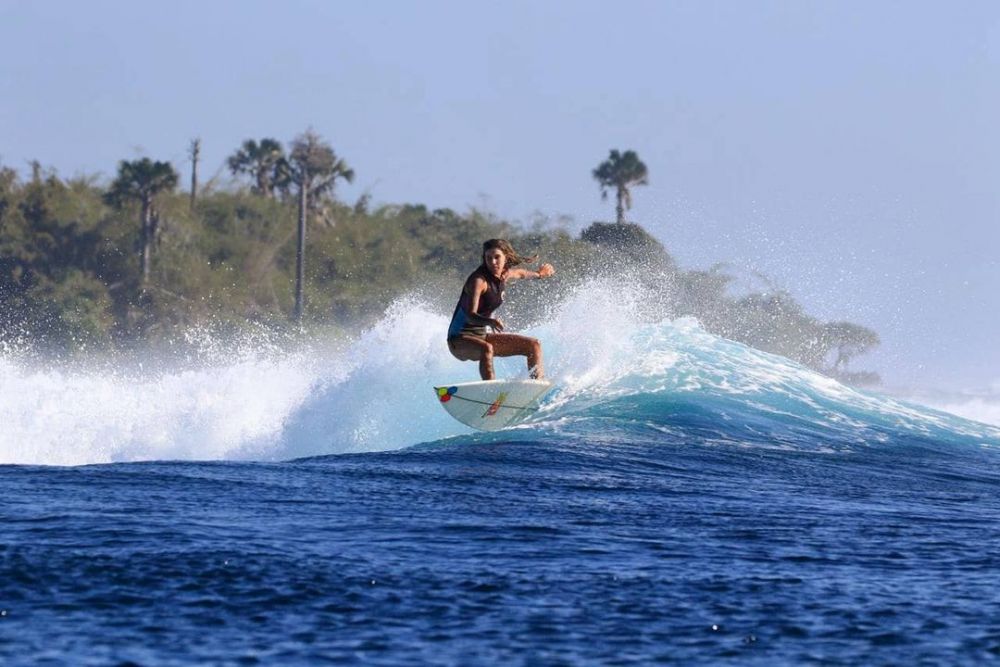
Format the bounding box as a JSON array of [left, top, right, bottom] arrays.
[[447, 266, 506, 340]]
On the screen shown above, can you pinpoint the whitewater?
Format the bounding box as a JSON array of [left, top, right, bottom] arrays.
[[3, 281, 1000, 664], [2, 282, 996, 466]]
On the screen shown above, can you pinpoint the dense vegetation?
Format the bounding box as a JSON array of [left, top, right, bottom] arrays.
[[0, 137, 880, 383]]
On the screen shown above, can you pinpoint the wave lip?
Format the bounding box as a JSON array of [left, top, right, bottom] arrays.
[[532, 316, 1000, 452]]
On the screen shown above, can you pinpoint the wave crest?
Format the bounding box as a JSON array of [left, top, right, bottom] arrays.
[[1, 283, 996, 466]]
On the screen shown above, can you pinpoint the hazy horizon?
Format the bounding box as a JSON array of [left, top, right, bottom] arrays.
[[2, 0, 997, 391]]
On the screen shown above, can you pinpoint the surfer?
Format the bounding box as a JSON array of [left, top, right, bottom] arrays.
[[447, 239, 555, 380]]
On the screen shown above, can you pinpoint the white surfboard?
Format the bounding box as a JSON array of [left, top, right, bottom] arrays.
[[434, 379, 554, 431]]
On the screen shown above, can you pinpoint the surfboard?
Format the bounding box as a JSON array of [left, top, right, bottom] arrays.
[[434, 379, 554, 431]]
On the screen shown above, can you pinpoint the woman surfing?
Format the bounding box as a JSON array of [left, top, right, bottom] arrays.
[[447, 239, 555, 380]]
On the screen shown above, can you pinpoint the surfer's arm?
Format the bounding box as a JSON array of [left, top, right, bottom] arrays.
[[507, 264, 555, 281]]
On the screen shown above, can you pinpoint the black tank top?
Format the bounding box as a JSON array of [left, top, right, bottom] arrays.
[[447, 266, 506, 339]]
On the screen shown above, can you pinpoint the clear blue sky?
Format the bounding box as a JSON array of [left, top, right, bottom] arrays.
[[1, 0, 997, 390]]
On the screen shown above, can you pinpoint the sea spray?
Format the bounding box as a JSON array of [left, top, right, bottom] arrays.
[[1, 281, 997, 466], [0, 350, 322, 466]]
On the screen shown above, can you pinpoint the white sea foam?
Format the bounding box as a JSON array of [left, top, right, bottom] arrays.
[[0, 351, 322, 466], [891, 385, 1000, 429], [1, 281, 997, 466], [938, 396, 1000, 428]]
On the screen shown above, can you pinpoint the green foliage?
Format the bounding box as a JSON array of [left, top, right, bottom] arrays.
[[579, 222, 674, 272], [105, 158, 180, 285], [0, 169, 119, 351], [0, 151, 880, 384], [822, 321, 881, 374], [288, 130, 354, 204], [227, 138, 288, 198], [105, 158, 179, 210]]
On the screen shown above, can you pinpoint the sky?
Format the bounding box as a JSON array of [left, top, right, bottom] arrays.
[[1, 0, 997, 390]]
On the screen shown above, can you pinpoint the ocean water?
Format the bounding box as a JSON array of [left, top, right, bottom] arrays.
[[2, 287, 1000, 665]]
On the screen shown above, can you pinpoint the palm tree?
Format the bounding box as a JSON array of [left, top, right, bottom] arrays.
[[227, 138, 288, 198], [287, 130, 354, 321], [592, 150, 649, 224], [822, 322, 881, 374], [105, 158, 179, 285]]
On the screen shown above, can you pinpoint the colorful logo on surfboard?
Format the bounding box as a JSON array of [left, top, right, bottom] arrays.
[[437, 386, 458, 403], [482, 392, 508, 417]]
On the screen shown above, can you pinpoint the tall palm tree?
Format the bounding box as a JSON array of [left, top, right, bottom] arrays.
[[105, 158, 179, 285], [288, 130, 354, 321], [592, 149, 649, 224], [227, 138, 288, 198]]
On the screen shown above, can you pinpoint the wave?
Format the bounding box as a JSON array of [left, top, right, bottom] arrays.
[[1, 283, 997, 466], [887, 385, 1000, 429]]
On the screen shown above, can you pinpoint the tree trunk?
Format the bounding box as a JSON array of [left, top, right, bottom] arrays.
[[189, 139, 200, 212], [294, 180, 308, 321], [257, 167, 270, 198], [140, 197, 152, 286], [615, 187, 626, 224]]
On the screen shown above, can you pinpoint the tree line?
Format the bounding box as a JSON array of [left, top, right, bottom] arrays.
[[0, 135, 880, 383]]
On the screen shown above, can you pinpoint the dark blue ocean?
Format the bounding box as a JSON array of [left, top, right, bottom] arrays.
[[2, 308, 999, 665]]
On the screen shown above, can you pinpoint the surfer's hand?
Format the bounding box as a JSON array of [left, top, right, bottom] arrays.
[[538, 263, 554, 278], [491, 318, 505, 332]]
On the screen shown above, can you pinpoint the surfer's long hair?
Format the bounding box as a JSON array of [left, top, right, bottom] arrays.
[[481, 239, 536, 273]]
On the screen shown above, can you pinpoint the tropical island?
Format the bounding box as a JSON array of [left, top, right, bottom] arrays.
[[0, 131, 879, 384]]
